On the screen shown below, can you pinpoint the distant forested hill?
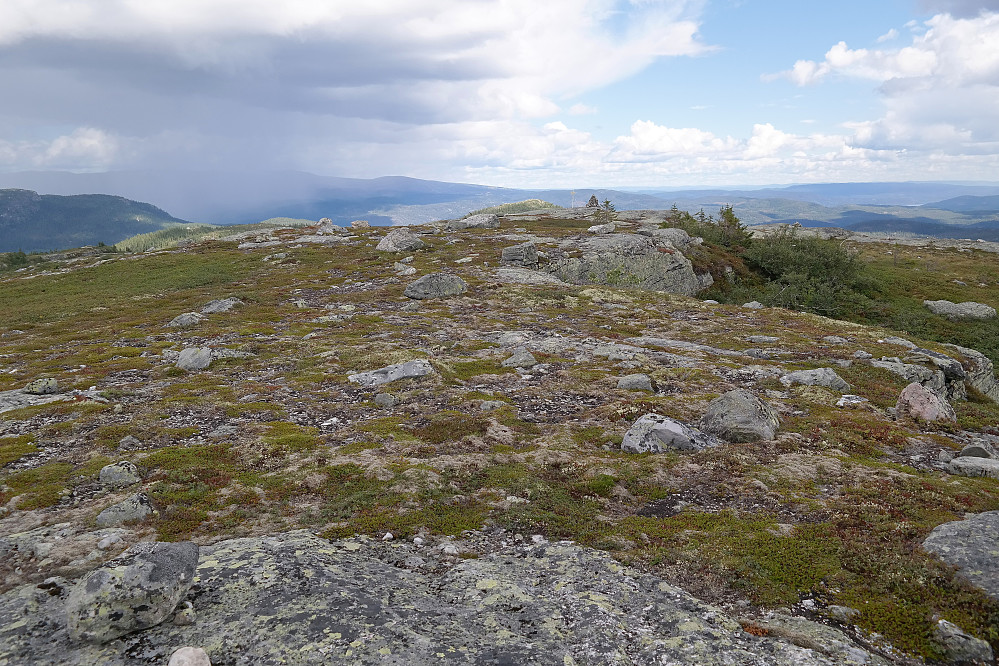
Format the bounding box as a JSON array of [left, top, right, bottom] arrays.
[[0, 189, 190, 253]]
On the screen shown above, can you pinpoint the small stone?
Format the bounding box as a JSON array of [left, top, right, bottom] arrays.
[[742, 301, 764, 309], [821, 335, 849, 344], [171, 600, 197, 626], [444, 213, 499, 231], [176, 347, 213, 371], [374, 393, 398, 408], [348, 360, 434, 387], [479, 400, 506, 412], [881, 336, 918, 349], [617, 374, 654, 392], [95, 493, 156, 527], [853, 350, 873, 359], [201, 298, 242, 314], [931, 618, 994, 664], [98, 461, 141, 488], [836, 394, 869, 408], [117, 435, 142, 450], [780, 368, 851, 393], [501, 347, 537, 369], [702, 299, 719, 305], [746, 335, 778, 344], [382, 532, 394, 541], [168, 646, 212, 666], [351, 220, 370, 229], [394, 262, 417, 276], [587, 222, 615, 234], [826, 605, 861, 623], [167, 312, 204, 328]]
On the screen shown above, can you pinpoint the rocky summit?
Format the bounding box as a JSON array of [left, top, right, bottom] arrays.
[[1, 207, 999, 664]]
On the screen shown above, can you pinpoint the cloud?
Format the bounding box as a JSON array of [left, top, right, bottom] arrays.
[[917, 0, 999, 17]]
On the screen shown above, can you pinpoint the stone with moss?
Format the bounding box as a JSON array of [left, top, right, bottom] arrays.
[[95, 493, 157, 527], [65, 541, 199, 644], [700, 389, 780, 442], [403, 273, 468, 299]]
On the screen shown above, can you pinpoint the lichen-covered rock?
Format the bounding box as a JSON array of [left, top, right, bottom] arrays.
[[617, 373, 654, 392], [348, 359, 434, 387], [500, 241, 538, 267], [622, 413, 721, 453], [98, 462, 140, 488], [166, 312, 203, 328], [948, 457, 999, 479], [745, 612, 890, 665], [870, 359, 946, 394], [895, 382, 956, 422], [200, 298, 242, 314], [545, 234, 706, 296], [176, 347, 213, 371], [403, 273, 468, 299], [0, 530, 886, 665], [65, 541, 199, 643], [587, 221, 615, 234], [924, 299, 996, 320], [23, 377, 59, 395], [780, 368, 850, 393], [500, 346, 537, 369], [700, 389, 780, 442], [943, 343, 999, 403], [376, 228, 426, 252], [923, 511, 999, 601], [907, 348, 966, 381], [95, 493, 156, 527], [931, 618, 994, 665], [444, 213, 499, 231]]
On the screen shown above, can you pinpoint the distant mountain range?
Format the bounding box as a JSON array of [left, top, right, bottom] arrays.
[[0, 189, 188, 253], [2, 170, 999, 253]]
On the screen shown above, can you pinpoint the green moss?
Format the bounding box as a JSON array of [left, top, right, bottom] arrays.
[[3, 462, 75, 509], [442, 359, 516, 382], [413, 411, 489, 445], [0, 435, 38, 467], [263, 421, 321, 454], [338, 441, 382, 455]]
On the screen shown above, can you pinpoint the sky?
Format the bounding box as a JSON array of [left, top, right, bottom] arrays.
[[1, 0, 998, 188]]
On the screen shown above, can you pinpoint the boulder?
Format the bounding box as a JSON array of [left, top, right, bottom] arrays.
[[545, 234, 706, 296], [871, 359, 945, 394], [403, 273, 468, 300], [700, 389, 780, 442], [200, 298, 242, 314], [166, 313, 203, 328], [821, 335, 849, 344], [636, 227, 696, 251], [587, 222, 615, 234], [617, 374, 654, 392], [95, 493, 157, 527], [924, 299, 996, 320], [374, 393, 398, 408], [948, 457, 999, 479], [348, 360, 434, 387], [98, 462, 141, 488], [316, 218, 340, 235], [958, 442, 997, 458], [943, 343, 999, 403], [780, 368, 850, 393], [350, 220, 370, 229], [444, 214, 500, 231], [742, 301, 764, 309], [500, 241, 538, 267], [176, 347, 213, 371], [621, 414, 721, 453], [923, 511, 999, 601], [907, 348, 966, 381], [66, 541, 199, 643], [23, 377, 59, 395], [376, 228, 426, 253], [501, 346, 537, 369], [895, 382, 956, 422]]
